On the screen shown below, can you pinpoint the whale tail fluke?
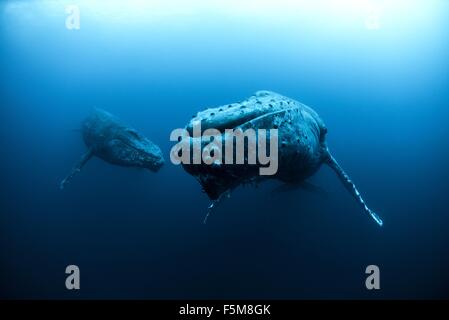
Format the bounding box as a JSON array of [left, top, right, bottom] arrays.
[[324, 147, 383, 227]]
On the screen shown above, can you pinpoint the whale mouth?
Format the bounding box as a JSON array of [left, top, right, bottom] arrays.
[[185, 91, 298, 135], [186, 104, 268, 135], [119, 138, 164, 170]]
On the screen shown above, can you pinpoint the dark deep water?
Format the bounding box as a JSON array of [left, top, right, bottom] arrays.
[[1, 0, 449, 299]]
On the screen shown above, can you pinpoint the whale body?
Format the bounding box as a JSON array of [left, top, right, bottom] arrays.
[[60, 108, 164, 189], [182, 91, 383, 226]]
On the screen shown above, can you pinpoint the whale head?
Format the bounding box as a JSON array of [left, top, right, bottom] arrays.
[[106, 128, 164, 172]]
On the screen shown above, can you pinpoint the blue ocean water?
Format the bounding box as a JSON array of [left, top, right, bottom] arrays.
[[0, 0, 448, 299]]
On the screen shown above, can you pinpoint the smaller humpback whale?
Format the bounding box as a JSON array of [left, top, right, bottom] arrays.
[[60, 108, 164, 189], [181, 91, 383, 226]]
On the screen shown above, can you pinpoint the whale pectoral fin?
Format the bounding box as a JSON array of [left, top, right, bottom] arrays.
[[60, 149, 94, 190], [324, 148, 383, 227]]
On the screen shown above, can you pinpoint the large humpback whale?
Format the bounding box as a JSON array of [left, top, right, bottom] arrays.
[[181, 91, 383, 226], [60, 108, 164, 189]]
